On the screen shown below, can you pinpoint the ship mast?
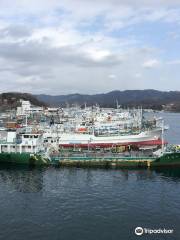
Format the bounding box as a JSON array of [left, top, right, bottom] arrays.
[[140, 106, 143, 130], [161, 120, 164, 154], [25, 113, 28, 133]]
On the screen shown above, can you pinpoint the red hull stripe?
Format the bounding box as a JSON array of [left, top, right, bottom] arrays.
[[59, 139, 167, 148]]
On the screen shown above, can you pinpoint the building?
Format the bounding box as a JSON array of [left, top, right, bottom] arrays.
[[17, 100, 43, 116]]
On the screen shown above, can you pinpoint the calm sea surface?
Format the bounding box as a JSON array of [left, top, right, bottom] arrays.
[[0, 112, 180, 240]]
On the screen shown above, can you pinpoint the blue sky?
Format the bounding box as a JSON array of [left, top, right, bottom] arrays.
[[0, 0, 180, 94]]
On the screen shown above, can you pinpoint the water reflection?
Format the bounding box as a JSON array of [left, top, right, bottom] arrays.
[[0, 165, 44, 193], [0, 165, 180, 194], [109, 168, 180, 183], [117, 168, 180, 182], [154, 168, 180, 181]]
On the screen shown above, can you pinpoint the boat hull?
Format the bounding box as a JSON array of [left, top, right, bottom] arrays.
[[0, 153, 49, 166], [152, 152, 180, 167], [58, 129, 163, 148]]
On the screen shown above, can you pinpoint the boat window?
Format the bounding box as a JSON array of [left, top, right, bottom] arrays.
[[24, 135, 29, 138], [34, 135, 38, 138]]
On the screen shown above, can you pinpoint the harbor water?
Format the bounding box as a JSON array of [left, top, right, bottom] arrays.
[[0, 112, 180, 240]]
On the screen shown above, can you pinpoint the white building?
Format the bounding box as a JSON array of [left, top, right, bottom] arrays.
[[17, 100, 43, 116]]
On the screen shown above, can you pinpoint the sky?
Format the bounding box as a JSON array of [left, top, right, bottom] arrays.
[[0, 0, 180, 95]]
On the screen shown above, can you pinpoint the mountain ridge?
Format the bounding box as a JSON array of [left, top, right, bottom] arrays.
[[36, 89, 180, 111], [1, 90, 180, 112]]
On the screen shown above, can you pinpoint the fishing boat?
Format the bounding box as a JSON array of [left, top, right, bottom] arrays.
[[0, 101, 179, 167], [57, 128, 163, 148]]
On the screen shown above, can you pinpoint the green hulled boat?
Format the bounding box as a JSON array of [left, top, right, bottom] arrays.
[[0, 152, 50, 166], [152, 152, 180, 167]]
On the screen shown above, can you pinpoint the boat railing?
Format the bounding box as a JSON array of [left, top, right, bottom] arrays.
[[51, 155, 156, 161], [50, 152, 156, 161]]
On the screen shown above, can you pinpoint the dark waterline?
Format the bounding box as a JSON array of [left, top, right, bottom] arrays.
[[0, 112, 180, 240]]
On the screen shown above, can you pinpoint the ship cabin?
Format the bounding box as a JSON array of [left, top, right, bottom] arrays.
[[0, 131, 43, 154]]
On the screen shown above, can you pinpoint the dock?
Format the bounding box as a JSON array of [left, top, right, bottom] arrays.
[[0, 151, 180, 168], [51, 156, 156, 168]]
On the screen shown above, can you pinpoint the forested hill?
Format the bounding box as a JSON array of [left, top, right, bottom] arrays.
[[0, 92, 47, 111], [1, 90, 180, 112], [36, 90, 180, 111]]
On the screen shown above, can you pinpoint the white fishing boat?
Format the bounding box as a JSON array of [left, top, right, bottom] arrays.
[[57, 127, 163, 148]]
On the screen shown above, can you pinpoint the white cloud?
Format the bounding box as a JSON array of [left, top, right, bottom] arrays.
[[143, 59, 161, 68], [0, 1, 179, 94], [86, 49, 111, 61]]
